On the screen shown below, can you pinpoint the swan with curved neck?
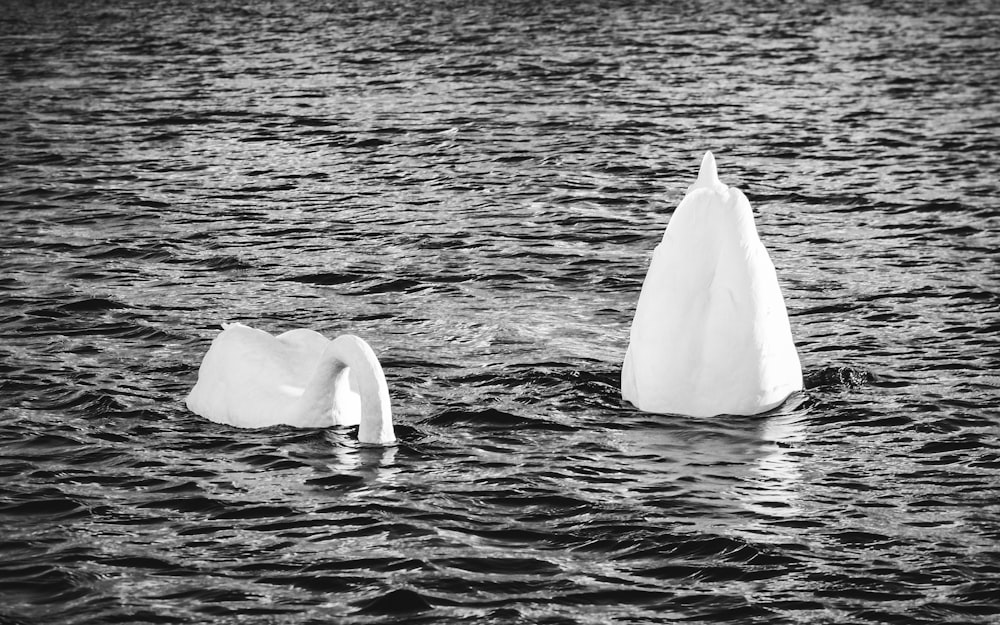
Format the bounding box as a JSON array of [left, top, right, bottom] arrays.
[[186, 323, 395, 445], [622, 152, 802, 417]]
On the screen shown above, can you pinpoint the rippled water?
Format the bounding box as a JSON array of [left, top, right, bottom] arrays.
[[2, 1, 999, 623]]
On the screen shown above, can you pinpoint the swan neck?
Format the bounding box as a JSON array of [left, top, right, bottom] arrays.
[[326, 335, 395, 446]]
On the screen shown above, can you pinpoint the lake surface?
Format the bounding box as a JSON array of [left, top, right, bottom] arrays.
[[2, 1, 999, 623]]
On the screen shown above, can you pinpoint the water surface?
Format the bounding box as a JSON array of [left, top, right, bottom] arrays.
[[2, 1, 999, 623]]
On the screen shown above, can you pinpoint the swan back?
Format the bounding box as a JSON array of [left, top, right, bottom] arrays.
[[621, 152, 802, 417], [186, 323, 326, 427]]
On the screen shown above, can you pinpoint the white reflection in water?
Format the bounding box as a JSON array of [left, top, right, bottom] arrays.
[[751, 413, 807, 514], [729, 409, 811, 545], [325, 438, 400, 483]]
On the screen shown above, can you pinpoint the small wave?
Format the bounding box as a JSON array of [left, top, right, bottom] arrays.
[[214, 505, 298, 520], [352, 278, 425, 295], [553, 588, 671, 607], [200, 255, 253, 272], [425, 408, 575, 432], [348, 137, 390, 149], [285, 271, 357, 286], [634, 564, 760, 582], [304, 474, 366, 489], [137, 496, 228, 515], [57, 298, 127, 313], [236, 452, 311, 471], [437, 556, 561, 576], [0, 497, 89, 519], [56, 321, 179, 342], [97, 555, 174, 571], [84, 245, 175, 263], [356, 588, 434, 615], [914, 437, 995, 456], [0, 562, 93, 604], [257, 574, 359, 593], [25, 389, 128, 414], [825, 530, 896, 546], [615, 534, 796, 567]]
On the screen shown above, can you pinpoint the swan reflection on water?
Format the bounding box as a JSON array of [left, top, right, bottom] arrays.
[[322, 439, 400, 483], [739, 410, 808, 525]]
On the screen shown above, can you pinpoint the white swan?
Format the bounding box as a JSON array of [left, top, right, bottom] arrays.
[[621, 152, 802, 417], [185, 323, 395, 445]]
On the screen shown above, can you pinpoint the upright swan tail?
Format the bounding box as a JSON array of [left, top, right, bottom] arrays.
[[688, 151, 728, 195]]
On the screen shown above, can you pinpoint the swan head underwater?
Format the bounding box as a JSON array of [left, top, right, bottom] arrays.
[[186, 323, 396, 446], [622, 152, 803, 417]]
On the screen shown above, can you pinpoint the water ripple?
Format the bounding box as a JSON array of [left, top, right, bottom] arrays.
[[2, 0, 999, 624]]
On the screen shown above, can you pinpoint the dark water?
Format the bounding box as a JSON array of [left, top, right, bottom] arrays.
[[2, 0, 999, 623]]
